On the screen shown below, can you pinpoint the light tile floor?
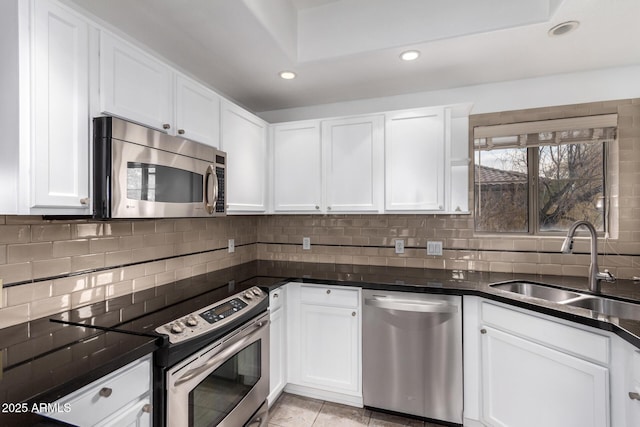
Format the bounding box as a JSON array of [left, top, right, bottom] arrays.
[[268, 393, 448, 427]]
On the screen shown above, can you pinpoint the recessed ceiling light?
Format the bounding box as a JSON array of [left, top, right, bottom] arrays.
[[279, 71, 296, 80], [548, 21, 580, 37], [400, 50, 420, 61]]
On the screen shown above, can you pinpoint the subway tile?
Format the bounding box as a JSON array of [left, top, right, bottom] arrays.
[[52, 275, 88, 296], [0, 304, 30, 329], [7, 281, 53, 306], [70, 287, 104, 309], [31, 295, 71, 319], [0, 225, 31, 244], [52, 239, 90, 258], [89, 237, 120, 254], [31, 224, 71, 242], [7, 242, 53, 263], [0, 262, 32, 284], [32, 258, 71, 280], [71, 253, 105, 272]]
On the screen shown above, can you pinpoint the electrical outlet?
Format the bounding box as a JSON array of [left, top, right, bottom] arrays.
[[427, 241, 443, 256], [394, 239, 405, 254], [302, 237, 311, 250], [228, 239, 235, 253]]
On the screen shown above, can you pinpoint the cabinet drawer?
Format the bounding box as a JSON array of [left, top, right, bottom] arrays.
[[50, 356, 151, 426], [301, 285, 359, 308], [270, 287, 285, 311], [481, 301, 609, 365]]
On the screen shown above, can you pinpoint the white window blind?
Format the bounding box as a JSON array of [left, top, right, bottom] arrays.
[[474, 114, 617, 150]]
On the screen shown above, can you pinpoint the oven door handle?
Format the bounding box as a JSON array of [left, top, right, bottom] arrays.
[[174, 320, 269, 387]]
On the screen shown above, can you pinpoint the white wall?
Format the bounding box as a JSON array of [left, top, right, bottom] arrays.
[[258, 64, 640, 123]]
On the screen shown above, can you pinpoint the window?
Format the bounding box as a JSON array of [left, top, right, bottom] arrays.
[[473, 115, 617, 234]]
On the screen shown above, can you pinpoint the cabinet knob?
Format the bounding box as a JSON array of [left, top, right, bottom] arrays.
[[315, 205, 319, 210], [273, 293, 279, 299], [80, 197, 89, 205], [162, 123, 171, 130], [327, 206, 332, 210], [99, 387, 112, 398], [480, 328, 487, 334], [630, 392, 640, 401], [142, 404, 152, 413], [326, 289, 331, 295], [178, 129, 185, 135], [352, 311, 356, 317]]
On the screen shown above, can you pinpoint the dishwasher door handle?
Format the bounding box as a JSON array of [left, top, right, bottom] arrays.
[[364, 297, 458, 313]]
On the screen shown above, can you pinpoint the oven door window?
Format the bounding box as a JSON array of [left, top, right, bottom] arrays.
[[189, 341, 261, 427], [127, 162, 203, 203]]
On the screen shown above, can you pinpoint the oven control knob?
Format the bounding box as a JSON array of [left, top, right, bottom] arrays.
[[170, 323, 184, 334], [252, 288, 262, 296], [244, 292, 253, 300], [186, 316, 199, 327]]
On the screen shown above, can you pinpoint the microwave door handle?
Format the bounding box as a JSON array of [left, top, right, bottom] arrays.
[[174, 320, 269, 387], [204, 165, 215, 214]]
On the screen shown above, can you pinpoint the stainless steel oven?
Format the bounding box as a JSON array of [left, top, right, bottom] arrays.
[[93, 116, 226, 219], [156, 287, 269, 427]]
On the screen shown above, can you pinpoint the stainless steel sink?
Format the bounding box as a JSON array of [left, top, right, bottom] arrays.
[[564, 297, 640, 321], [490, 282, 583, 302], [491, 281, 640, 321]]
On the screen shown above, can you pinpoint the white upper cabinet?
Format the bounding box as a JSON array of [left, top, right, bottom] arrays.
[[272, 121, 322, 212], [221, 100, 268, 213], [175, 74, 220, 147], [32, 0, 91, 212], [100, 31, 173, 132], [385, 108, 445, 211], [322, 115, 384, 213], [0, 0, 92, 215], [100, 31, 221, 147]]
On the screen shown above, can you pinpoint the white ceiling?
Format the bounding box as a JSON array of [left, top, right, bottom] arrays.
[[67, 0, 640, 113]]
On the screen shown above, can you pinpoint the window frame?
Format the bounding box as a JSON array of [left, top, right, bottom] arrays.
[[472, 115, 616, 236]]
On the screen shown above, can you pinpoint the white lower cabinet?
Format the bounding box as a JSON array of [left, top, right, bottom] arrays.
[[43, 354, 152, 427], [464, 296, 611, 427], [481, 326, 608, 427], [286, 283, 362, 406], [268, 286, 287, 405]]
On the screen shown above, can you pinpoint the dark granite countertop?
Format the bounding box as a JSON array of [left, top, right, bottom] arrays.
[[1, 260, 639, 426]]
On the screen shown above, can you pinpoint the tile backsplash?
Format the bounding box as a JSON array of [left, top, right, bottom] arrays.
[[1, 98, 639, 328]]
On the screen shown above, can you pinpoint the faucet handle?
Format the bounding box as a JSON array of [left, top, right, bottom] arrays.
[[598, 269, 616, 283]]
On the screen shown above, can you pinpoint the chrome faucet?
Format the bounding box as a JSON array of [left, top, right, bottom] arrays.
[[560, 220, 615, 293]]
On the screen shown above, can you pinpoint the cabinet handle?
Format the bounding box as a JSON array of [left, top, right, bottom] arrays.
[[273, 293, 279, 299], [480, 328, 487, 334], [178, 129, 185, 135], [327, 206, 332, 211], [630, 392, 640, 401], [162, 123, 171, 130], [142, 404, 152, 413], [352, 311, 356, 317], [99, 387, 112, 398], [326, 289, 331, 295], [79, 197, 89, 205], [315, 205, 319, 210]]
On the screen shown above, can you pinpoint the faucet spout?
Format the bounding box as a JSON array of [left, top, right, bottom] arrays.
[[561, 220, 614, 293]]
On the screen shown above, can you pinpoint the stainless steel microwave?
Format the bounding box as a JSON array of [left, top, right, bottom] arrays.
[[93, 117, 226, 219]]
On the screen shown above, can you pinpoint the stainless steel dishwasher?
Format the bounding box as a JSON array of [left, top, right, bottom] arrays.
[[362, 290, 463, 424]]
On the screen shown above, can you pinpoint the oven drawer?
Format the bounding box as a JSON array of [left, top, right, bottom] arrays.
[[301, 284, 359, 308], [44, 355, 152, 426]]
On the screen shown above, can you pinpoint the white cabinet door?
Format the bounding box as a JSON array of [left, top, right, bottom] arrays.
[[100, 31, 172, 132], [32, 0, 90, 212], [175, 74, 220, 147], [268, 287, 286, 405], [322, 115, 384, 212], [481, 326, 609, 427], [299, 303, 359, 394], [272, 121, 322, 212], [385, 109, 445, 211], [95, 397, 151, 427], [220, 100, 267, 212]]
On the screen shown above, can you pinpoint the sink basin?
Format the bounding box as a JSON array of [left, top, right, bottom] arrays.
[[565, 297, 640, 321], [491, 282, 583, 302]]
